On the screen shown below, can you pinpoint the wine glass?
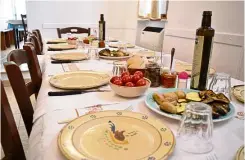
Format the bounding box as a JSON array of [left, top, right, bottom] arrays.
[[177, 102, 213, 154]]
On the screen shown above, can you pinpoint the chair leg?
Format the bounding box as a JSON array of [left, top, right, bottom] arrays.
[[13, 28, 18, 49], [4, 31, 11, 48], [1, 32, 7, 50]]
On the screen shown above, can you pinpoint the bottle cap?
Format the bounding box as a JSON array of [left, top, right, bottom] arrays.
[[203, 11, 212, 16], [178, 71, 188, 79]]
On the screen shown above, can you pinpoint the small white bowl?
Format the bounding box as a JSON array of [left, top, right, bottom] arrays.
[[109, 78, 151, 98]]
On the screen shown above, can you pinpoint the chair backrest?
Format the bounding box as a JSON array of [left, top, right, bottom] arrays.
[[1, 81, 26, 160], [21, 14, 27, 42], [32, 29, 43, 52], [5, 44, 42, 135], [27, 33, 42, 55], [57, 27, 91, 38]]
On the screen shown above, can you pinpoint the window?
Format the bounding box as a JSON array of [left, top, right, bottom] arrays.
[[0, 0, 26, 20], [138, 0, 168, 20]]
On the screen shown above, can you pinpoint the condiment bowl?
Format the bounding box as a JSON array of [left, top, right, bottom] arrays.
[[109, 78, 151, 98]]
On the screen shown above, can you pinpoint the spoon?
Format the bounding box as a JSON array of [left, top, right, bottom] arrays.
[[170, 48, 175, 73]]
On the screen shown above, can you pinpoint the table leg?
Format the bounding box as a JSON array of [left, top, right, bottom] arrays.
[[16, 28, 19, 49], [13, 27, 17, 49]]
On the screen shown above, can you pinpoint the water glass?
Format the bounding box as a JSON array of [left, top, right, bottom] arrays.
[[118, 43, 127, 53], [209, 72, 231, 99], [112, 61, 127, 76], [88, 48, 99, 60], [177, 102, 213, 154]]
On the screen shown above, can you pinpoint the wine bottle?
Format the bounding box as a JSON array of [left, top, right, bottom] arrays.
[[190, 11, 215, 91], [99, 14, 105, 41]]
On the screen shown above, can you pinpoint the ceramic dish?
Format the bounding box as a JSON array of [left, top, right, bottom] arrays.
[[175, 62, 215, 76], [109, 43, 135, 48], [236, 146, 244, 160], [58, 110, 175, 160], [232, 85, 244, 103], [46, 38, 67, 44], [145, 88, 235, 123], [48, 44, 77, 50], [134, 50, 155, 58], [49, 71, 110, 89], [51, 53, 88, 61], [109, 78, 151, 98]]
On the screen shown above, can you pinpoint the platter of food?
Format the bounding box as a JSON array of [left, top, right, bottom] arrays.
[[145, 88, 235, 122], [99, 49, 132, 60]]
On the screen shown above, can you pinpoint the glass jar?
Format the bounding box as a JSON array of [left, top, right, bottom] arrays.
[[161, 72, 177, 88], [177, 72, 188, 89], [145, 62, 161, 87]]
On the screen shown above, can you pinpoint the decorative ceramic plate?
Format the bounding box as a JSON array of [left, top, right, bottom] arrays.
[[51, 53, 88, 61], [232, 85, 244, 103], [144, 88, 235, 123], [58, 111, 175, 160], [99, 53, 133, 60], [175, 62, 215, 76], [49, 71, 110, 89], [109, 43, 135, 48], [236, 146, 244, 160], [47, 39, 67, 43], [134, 50, 155, 58], [48, 44, 77, 50]]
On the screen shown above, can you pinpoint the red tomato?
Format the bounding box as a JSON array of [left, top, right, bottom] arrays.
[[131, 74, 141, 84], [136, 78, 146, 86], [121, 75, 132, 84], [113, 79, 123, 86], [121, 72, 130, 78], [110, 76, 120, 83], [125, 82, 135, 87], [134, 71, 144, 78]]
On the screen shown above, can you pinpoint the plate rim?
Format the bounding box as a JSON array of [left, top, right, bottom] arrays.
[[232, 85, 244, 103], [49, 70, 110, 89], [144, 88, 235, 123], [236, 145, 244, 160], [58, 110, 176, 160]]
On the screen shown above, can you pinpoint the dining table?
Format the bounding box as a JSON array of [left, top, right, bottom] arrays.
[[27, 39, 244, 160]]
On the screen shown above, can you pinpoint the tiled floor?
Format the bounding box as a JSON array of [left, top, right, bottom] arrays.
[[1, 42, 31, 157]]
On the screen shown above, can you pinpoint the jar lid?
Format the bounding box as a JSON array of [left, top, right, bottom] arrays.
[[178, 71, 188, 79], [146, 62, 159, 68]]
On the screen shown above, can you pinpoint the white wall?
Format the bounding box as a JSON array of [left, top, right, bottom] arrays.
[[26, 0, 138, 44], [163, 1, 244, 80]]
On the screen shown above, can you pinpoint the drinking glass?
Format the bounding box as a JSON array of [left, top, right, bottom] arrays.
[[88, 48, 99, 60], [209, 72, 231, 99], [118, 43, 127, 53], [177, 102, 213, 154], [112, 61, 127, 76]]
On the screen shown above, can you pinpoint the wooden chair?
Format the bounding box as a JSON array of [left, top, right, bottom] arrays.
[[27, 33, 42, 55], [21, 14, 28, 42], [4, 44, 42, 136], [57, 27, 90, 38], [32, 29, 43, 52], [1, 81, 26, 160]]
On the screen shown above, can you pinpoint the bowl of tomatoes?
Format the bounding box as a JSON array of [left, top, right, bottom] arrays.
[[109, 71, 151, 98]]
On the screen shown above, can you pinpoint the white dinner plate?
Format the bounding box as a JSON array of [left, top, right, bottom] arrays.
[[51, 53, 88, 61], [49, 71, 110, 89]]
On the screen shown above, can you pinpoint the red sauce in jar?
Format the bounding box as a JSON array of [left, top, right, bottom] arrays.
[[161, 72, 177, 88]]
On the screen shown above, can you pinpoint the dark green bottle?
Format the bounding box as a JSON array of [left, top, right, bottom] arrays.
[[99, 14, 105, 41], [190, 11, 215, 90]]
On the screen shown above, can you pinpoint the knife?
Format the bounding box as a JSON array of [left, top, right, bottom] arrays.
[[48, 89, 110, 96], [51, 60, 73, 64]]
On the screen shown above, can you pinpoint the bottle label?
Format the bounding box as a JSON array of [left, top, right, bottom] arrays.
[[99, 23, 103, 41], [191, 36, 213, 89]]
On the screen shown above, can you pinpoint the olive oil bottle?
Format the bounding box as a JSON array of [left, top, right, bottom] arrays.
[[99, 14, 105, 41], [190, 11, 215, 90]]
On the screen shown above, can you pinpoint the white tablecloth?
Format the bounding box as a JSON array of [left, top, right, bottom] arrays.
[[27, 43, 244, 160]]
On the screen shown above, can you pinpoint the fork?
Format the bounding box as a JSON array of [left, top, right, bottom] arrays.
[[206, 153, 218, 160]]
